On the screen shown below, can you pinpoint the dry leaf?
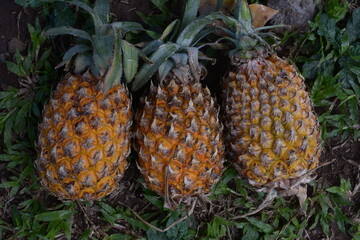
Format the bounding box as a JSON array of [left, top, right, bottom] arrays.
[[249, 4, 278, 28]]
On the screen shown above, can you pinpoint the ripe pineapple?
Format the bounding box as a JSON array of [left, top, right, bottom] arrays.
[[131, 11, 224, 207], [221, 0, 322, 193], [36, 0, 142, 200]]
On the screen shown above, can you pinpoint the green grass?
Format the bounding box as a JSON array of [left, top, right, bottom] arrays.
[[293, 3, 360, 141], [0, 0, 359, 239]]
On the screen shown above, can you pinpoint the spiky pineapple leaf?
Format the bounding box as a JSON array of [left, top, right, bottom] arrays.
[[74, 52, 93, 74], [142, 40, 164, 55], [158, 60, 174, 82], [150, 0, 170, 14], [131, 43, 181, 91], [55, 0, 104, 29], [111, 22, 145, 33], [176, 12, 222, 47], [180, 0, 200, 32], [104, 27, 123, 91], [44, 27, 92, 41], [56, 44, 91, 69], [121, 40, 139, 83], [160, 19, 179, 41], [94, 0, 110, 24], [231, 0, 252, 31], [92, 35, 114, 75]]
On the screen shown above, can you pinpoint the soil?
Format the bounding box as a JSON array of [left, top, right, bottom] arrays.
[[0, 0, 37, 90], [318, 137, 360, 209], [110, 0, 153, 23]]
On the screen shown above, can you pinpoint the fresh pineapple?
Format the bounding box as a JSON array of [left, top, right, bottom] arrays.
[[36, 0, 142, 200], [37, 73, 132, 200], [131, 8, 224, 207], [221, 0, 322, 193]]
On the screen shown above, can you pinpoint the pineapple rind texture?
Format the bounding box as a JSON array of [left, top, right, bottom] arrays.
[[135, 66, 224, 201], [36, 72, 132, 201], [223, 55, 321, 187]]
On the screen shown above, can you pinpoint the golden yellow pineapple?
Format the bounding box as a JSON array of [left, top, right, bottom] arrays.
[[131, 13, 225, 207], [223, 55, 321, 188], [135, 70, 224, 203], [221, 0, 322, 194], [36, 0, 142, 200], [37, 73, 131, 200]]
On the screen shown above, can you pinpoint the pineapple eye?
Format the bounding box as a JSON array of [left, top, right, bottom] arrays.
[[68, 107, 79, 118], [73, 157, 84, 173], [83, 100, 96, 114], [53, 112, 62, 124], [64, 181, 76, 194], [100, 99, 111, 110], [114, 95, 124, 109], [89, 116, 101, 129], [279, 71, 288, 78], [279, 88, 288, 96], [105, 144, 115, 157], [74, 121, 85, 135], [62, 92, 74, 102], [166, 80, 179, 94], [51, 144, 64, 159], [99, 131, 109, 144], [199, 124, 209, 135], [105, 108, 116, 124], [91, 150, 103, 163], [59, 124, 69, 138], [64, 142, 75, 158], [79, 172, 96, 187], [58, 165, 68, 180], [47, 129, 56, 143], [77, 87, 89, 97]]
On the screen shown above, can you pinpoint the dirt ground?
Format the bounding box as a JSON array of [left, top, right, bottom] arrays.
[[0, 0, 38, 90], [318, 137, 360, 209]]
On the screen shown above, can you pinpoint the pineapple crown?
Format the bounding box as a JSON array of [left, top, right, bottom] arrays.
[[220, 0, 282, 64], [130, 0, 222, 91], [44, 0, 145, 91]]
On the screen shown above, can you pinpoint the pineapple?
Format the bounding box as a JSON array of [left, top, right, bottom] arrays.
[[36, 0, 142, 200], [221, 1, 322, 194], [131, 8, 224, 208]]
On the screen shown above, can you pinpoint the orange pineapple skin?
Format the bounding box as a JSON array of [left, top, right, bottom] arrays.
[[36, 72, 132, 200], [223, 55, 322, 187], [135, 67, 224, 200]]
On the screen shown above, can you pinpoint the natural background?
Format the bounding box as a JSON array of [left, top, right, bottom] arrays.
[[0, 0, 359, 239]]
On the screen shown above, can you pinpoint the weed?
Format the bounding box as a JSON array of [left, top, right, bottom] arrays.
[[294, 4, 360, 140]]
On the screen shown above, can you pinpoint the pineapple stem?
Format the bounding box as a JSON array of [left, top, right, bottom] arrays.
[[222, 0, 276, 62]]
